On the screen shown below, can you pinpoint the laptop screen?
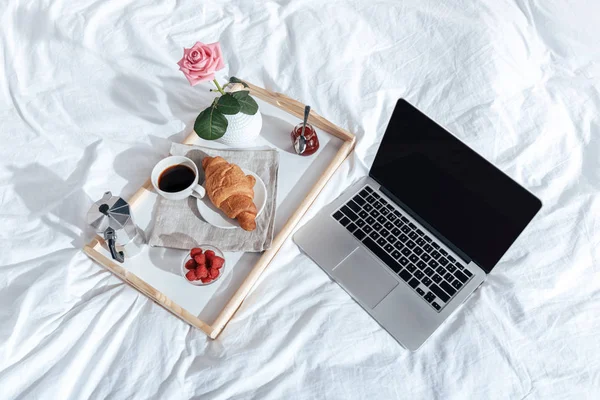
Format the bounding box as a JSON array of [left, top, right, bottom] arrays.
[[369, 99, 542, 273]]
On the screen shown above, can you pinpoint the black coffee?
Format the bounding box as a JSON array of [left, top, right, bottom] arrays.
[[158, 164, 196, 193]]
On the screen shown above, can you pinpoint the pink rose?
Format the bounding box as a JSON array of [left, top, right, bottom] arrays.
[[177, 42, 225, 86]]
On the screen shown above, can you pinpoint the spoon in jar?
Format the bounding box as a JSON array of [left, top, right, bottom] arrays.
[[294, 105, 311, 155]]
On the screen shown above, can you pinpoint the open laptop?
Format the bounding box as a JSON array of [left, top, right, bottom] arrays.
[[294, 99, 542, 350]]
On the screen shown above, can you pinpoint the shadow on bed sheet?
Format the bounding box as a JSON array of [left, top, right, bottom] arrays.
[[7, 141, 100, 248]]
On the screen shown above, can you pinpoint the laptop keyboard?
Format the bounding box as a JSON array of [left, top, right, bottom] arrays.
[[332, 185, 473, 312]]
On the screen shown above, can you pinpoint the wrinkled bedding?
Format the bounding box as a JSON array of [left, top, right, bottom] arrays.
[[1, 0, 599, 398]]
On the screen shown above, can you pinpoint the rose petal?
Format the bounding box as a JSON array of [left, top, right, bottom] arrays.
[[206, 42, 225, 71]]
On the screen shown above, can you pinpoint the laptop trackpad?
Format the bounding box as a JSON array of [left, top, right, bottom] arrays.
[[332, 248, 398, 309]]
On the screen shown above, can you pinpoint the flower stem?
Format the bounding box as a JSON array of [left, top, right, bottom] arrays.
[[212, 79, 225, 95]]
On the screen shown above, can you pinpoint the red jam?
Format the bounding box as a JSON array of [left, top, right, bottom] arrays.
[[291, 123, 319, 156]]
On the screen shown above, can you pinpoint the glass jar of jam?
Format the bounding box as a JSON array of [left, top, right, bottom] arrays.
[[291, 123, 319, 156]]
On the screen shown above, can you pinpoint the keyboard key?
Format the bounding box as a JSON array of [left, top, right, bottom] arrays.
[[432, 242, 440, 249], [408, 277, 419, 288], [409, 254, 419, 263], [399, 233, 409, 242], [399, 269, 412, 282], [408, 222, 416, 229], [373, 202, 382, 210], [454, 270, 468, 283], [387, 236, 397, 244], [340, 216, 350, 226], [455, 262, 464, 270], [365, 186, 373, 193], [444, 272, 454, 282], [421, 253, 431, 262], [401, 225, 411, 233], [370, 209, 380, 218], [439, 257, 449, 266], [394, 210, 402, 217], [432, 302, 441, 310], [408, 231, 418, 239], [399, 257, 409, 266], [384, 243, 394, 253], [414, 270, 424, 280], [401, 248, 411, 256], [406, 240, 416, 249], [346, 223, 357, 233], [416, 261, 427, 269], [424, 244, 433, 252], [377, 216, 386, 224], [356, 219, 365, 227], [401, 216, 409, 223], [352, 196, 365, 206], [373, 223, 382, 231], [464, 269, 473, 277], [416, 287, 425, 296], [366, 216, 375, 225], [363, 237, 403, 273], [431, 250, 441, 259], [353, 229, 366, 240], [440, 281, 457, 296], [363, 225, 373, 234], [384, 221, 394, 230], [448, 255, 456, 262], [424, 291, 435, 302], [373, 192, 381, 199], [359, 189, 369, 197], [424, 267, 434, 276], [369, 231, 380, 240], [381, 208, 390, 216], [364, 204, 373, 212], [440, 248, 448, 256], [342, 207, 358, 221], [394, 241, 404, 250], [452, 280, 462, 290], [333, 211, 344, 220], [386, 203, 394, 210], [377, 237, 387, 247], [416, 229, 424, 236], [388, 213, 397, 222], [393, 219, 403, 227], [406, 263, 416, 273], [424, 235, 433, 243], [391, 228, 401, 236], [414, 247, 424, 256], [416, 238, 426, 246], [380, 229, 390, 238], [422, 277, 432, 287], [428, 259, 439, 268], [430, 283, 450, 302], [358, 210, 368, 219], [435, 266, 446, 275], [391, 250, 401, 259], [446, 264, 456, 273], [366, 195, 375, 203], [432, 274, 442, 283]]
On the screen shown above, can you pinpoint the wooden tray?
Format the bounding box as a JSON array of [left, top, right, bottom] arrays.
[[83, 81, 355, 339]]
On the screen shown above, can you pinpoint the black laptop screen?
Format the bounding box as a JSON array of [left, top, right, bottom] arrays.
[[370, 100, 541, 273]]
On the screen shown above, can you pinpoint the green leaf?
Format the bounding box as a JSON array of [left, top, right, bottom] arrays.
[[194, 107, 228, 140], [229, 76, 249, 88], [231, 91, 259, 115], [216, 93, 241, 115]]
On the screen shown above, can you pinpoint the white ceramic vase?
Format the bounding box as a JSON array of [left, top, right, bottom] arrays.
[[219, 111, 263, 147]]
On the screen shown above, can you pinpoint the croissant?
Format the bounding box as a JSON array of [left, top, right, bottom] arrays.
[[201, 156, 258, 231]]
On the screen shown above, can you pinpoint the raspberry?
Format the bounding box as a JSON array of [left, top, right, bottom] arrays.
[[209, 268, 220, 279], [204, 250, 216, 261], [190, 247, 203, 257], [196, 265, 209, 279], [185, 270, 197, 281], [194, 254, 206, 265], [210, 256, 224, 270], [184, 259, 196, 270], [200, 277, 212, 284]]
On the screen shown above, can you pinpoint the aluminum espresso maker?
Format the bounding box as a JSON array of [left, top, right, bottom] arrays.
[[87, 191, 145, 262]]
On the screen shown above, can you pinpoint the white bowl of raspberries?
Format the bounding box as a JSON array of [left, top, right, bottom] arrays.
[[181, 245, 225, 285]]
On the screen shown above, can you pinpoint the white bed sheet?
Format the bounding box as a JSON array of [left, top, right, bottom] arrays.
[[1, 0, 599, 398]]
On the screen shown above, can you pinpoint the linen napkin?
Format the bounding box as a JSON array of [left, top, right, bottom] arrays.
[[147, 143, 279, 252]]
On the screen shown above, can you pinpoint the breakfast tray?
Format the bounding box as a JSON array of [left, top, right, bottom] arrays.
[[83, 81, 355, 339]]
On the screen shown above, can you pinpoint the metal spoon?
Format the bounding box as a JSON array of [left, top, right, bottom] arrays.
[[294, 105, 311, 155]]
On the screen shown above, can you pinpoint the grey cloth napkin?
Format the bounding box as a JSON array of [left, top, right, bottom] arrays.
[[147, 143, 279, 252]]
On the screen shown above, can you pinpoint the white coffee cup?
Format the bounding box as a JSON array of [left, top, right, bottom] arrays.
[[151, 156, 206, 200]]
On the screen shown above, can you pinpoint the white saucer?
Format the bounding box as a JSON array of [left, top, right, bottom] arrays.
[[196, 169, 267, 230]]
